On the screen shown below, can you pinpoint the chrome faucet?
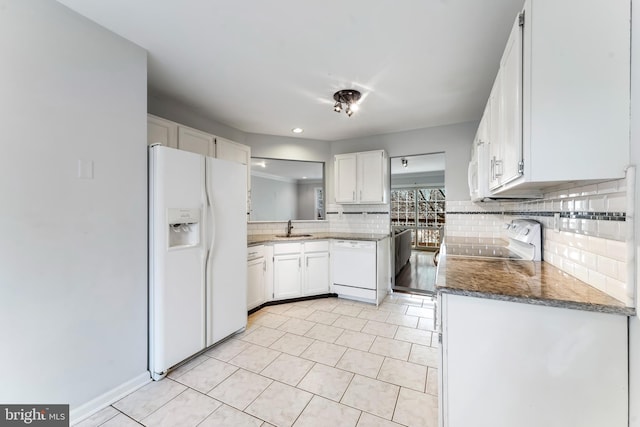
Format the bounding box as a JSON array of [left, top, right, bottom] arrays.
[[286, 220, 294, 237]]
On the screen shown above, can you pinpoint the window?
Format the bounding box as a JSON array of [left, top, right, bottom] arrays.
[[391, 188, 445, 249]]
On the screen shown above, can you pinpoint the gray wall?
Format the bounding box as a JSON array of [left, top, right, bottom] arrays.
[[0, 0, 148, 409], [149, 92, 247, 143], [297, 181, 323, 220], [251, 177, 322, 221], [251, 176, 297, 221]]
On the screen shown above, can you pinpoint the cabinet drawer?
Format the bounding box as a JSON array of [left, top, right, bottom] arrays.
[[247, 245, 265, 260], [273, 242, 302, 255], [304, 240, 329, 253]]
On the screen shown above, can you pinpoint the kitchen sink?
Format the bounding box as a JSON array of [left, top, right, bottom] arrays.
[[275, 234, 313, 238]]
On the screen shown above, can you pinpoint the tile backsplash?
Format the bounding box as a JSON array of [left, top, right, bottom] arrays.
[[247, 203, 390, 236], [326, 203, 390, 235], [446, 176, 633, 305], [247, 220, 329, 236]]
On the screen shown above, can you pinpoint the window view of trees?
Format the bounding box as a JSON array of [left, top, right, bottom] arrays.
[[391, 188, 445, 249]]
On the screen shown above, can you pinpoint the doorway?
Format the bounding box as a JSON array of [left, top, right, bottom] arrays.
[[390, 153, 445, 295]]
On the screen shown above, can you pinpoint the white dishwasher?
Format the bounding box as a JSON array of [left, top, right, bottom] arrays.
[[331, 240, 377, 301]]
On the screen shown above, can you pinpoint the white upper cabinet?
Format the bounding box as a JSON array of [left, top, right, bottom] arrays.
[[147, 114, 178, 148], [147, 115, 251, 208], [216, 137, 250, 164], [334, 150, 388, 204], [358, 150, 387, 203], [334, 153, 358, 203], [479, 0, 630, 197], [215, 136, 251, 193], [178, 125, 214, 157], [487, 83, 501, 191], [494, 13, 523, 190]]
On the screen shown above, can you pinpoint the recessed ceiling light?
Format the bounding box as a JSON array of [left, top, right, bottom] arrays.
[[292, 128, 303, 134]]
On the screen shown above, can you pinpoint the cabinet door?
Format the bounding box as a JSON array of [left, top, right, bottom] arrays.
[[441, 293, 627, 427], [178, 126, 214, 157], [304, 252, 329, 295], [273, 254, 302, 299], [147, 115, 178, 148], [357, 151, 386, 203], [498, 13, 524, 187], [247, 258, 265, 310], [215, 137, 250, 165], [334, 154, 357, 203], [488, 78, 502, 190], [472, 104, 491, 198], [216, 137, 252, 213]]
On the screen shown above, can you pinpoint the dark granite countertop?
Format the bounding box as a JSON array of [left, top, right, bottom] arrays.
[[248, 232, 389, 246], [436, 242, 634, 316]]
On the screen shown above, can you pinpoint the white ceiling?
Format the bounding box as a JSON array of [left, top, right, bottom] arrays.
[[57, 0, 524, 141]]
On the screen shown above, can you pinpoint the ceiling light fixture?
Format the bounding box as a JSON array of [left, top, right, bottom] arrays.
[[333, 89, 362, 117], [292, 127, 303, 134], [401, 158, 408, 168]]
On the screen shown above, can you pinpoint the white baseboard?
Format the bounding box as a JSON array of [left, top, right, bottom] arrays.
[[70, 371, 151, 425]]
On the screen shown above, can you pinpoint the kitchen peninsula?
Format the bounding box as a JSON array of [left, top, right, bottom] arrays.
[[435, 240, 632, 427]]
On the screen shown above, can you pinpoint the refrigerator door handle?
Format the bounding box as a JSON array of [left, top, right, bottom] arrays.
[[205, 158, 217, 258]]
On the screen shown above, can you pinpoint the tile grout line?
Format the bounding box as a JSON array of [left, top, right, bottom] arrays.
[[120, 296, 435, 427]]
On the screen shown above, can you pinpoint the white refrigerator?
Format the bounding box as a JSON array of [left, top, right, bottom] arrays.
[[149, 145, 247, 380]]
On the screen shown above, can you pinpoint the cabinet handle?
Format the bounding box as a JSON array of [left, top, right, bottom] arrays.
[[298, 258, 301, 269], [495, 159, 503, 177], [352, 191, 356, 201], [263, 260, 266, 271], [306, 257, 309, 267], [433, 300, 438, 332], [491, 156, 495, 180], [360, 190, 362, 200]]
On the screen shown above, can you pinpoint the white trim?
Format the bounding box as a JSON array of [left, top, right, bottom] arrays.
[[251, 170, 296, 183], [70, 371, 151, 425]]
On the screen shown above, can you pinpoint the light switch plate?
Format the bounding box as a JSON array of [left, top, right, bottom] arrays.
[[77, 160, 94, 179]]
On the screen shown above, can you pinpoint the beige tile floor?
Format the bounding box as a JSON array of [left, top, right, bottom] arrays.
[[77, 293, 438, 427]]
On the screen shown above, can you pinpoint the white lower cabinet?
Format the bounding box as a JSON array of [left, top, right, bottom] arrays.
[[247, 245, 266, 310], [438, 293, 628, 427], [272, 241, 329, 301], [304, 249, 330, 296], [273, 253, 303, 299]]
